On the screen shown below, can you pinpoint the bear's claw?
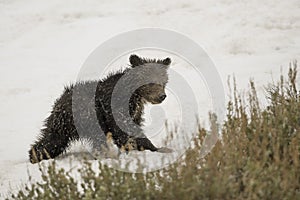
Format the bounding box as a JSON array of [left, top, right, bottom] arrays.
[[157, 147, 173, 153]]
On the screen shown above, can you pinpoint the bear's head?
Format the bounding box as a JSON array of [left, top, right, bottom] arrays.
[[129, 54, 171, 104]]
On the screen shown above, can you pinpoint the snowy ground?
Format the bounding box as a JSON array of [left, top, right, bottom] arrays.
[[0, 0, 300, 196]]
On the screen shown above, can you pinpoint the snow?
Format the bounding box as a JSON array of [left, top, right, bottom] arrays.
[[0, 0, 300, 196]]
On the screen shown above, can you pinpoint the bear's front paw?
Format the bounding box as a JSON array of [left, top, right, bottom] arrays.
[[157, 147, 173, 153]]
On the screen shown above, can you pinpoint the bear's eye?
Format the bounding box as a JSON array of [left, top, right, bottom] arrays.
[[149, 83, 163, 86]]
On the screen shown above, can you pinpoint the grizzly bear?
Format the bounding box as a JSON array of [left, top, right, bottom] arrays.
[[29, 54, 172, 163]]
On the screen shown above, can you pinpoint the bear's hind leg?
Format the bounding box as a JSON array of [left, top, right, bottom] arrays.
[[29, 130, 74, 163]]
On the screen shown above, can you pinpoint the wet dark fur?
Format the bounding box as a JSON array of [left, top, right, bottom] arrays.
[[29, 55, 171, 163]]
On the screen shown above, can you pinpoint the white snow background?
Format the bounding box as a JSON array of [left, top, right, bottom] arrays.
[[0, 0, 299, 196]]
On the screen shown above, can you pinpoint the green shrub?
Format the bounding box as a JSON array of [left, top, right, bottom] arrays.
[[6, 63, 300, 199]]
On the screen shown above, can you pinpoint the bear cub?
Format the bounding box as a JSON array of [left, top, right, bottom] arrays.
[[29, 54, 173, 163]]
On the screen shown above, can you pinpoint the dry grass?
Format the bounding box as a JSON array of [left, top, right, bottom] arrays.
[[7, 63, 300, 200]]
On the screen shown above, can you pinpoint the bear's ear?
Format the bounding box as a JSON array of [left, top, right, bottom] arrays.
[[129, 54, 143, 67], [162, 57, 171, 66]]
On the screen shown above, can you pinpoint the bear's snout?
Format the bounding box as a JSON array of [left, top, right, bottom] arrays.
[[158, 94, 167, 102]]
